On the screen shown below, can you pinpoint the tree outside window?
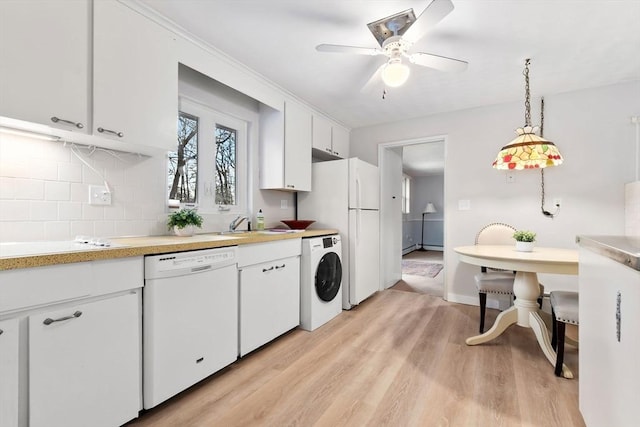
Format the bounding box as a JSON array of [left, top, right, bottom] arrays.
[[215, 124, 236, 205], [168, 112, 198, 203]]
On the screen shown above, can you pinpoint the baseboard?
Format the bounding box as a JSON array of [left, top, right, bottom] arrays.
[[402, 245, 416, 255]]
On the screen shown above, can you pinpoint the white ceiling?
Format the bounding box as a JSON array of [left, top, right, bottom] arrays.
[[139, 0, 640, 131], [403, 141, 444, 176]]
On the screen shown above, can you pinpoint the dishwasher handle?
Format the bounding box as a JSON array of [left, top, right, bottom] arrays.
[[191, 265, 212, 273]]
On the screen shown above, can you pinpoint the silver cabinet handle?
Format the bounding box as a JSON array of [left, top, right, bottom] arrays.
[[262, 266, 274, 272], [51, 116, 84, 129], [275, 264, 286, 270], [97, 127, 124, 138], [0, 329, 3, 335], [43, 310, 82, 325], [616, 291, 621, 342], [325, 148, 332, 153], [286, 184, 295, 189]]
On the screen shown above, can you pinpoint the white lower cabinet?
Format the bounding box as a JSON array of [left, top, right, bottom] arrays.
[[238, 240, 301, 356], [579, 247, 640, 427], [0, 317, 19, 427], [29, 292, 140, 427], [0, 257, 143, 427]]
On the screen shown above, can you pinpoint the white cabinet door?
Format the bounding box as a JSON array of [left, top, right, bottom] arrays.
[[579, 248, 640, 427], [283, 101, 312, 191], [0, 318, 19, 427], [312, 114, 333, 154], [0, 0, 89, 132], [93, 0, 177, 151], [260, 101, 312, 191], [29, 292, 140, 427], [239, 256, 300, 356], [331, 125, 350, 159]]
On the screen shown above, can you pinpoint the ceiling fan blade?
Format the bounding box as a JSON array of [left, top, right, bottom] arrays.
[[408, 52, 468, 72], [360, 63, 386, 93], [403, 0, 454, 44], [316, 44, 382, 56]]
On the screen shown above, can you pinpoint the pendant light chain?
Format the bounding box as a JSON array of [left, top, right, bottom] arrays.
[[524, 58, 531, 127], [540, 95, 547, 213]]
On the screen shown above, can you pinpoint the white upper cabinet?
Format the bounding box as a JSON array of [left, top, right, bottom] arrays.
[[260, 100, 312, 191], [331, 125, 350, 159], [312, 114, 333, 155], [0, 0, 90, 133], [311, 113, 350, 160], [93, 1, 177, 151]]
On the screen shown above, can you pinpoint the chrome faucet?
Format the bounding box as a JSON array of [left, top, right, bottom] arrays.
[[229, 215, 248, 232]]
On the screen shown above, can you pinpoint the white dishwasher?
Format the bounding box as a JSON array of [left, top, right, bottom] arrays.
[[143, 246, 238, 409]]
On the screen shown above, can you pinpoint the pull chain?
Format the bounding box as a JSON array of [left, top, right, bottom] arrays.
[[540, 96, 559, 218]]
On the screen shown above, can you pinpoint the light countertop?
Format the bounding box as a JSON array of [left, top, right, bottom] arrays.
[[576, 235, 640, 271], [0, 229, 339, 271]]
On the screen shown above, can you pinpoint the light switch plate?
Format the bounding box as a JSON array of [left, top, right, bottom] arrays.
[[89, 185, 112, 205], [280, 199, 288, 209], [458, 199, 471, 211]]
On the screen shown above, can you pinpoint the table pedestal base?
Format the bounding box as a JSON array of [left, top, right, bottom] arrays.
[[465, 271, 573, 379]]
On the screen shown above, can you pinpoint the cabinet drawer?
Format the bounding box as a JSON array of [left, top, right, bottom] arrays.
[[0, 263, 91, 314], [237, 238, 301, 267]]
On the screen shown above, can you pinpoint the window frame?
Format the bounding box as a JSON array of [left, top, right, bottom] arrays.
[[402, 174, 411, 214], [171, 96, 248, 215]]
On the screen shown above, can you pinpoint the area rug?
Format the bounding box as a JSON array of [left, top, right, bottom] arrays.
[[401, 260, 444, 278]]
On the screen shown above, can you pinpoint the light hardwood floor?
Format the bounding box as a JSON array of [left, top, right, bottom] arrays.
[[126, 290, 584, 427]]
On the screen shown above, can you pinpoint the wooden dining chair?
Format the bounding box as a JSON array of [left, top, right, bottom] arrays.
[[474, 222, 544, 333], [550, 291, 579, 377]]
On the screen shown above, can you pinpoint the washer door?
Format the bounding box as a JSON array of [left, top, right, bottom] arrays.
[[315, 252, 342, 302]]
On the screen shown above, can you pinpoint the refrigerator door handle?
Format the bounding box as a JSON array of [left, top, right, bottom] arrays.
[[356, 177, 360, 209], [356, 209, 360, 244]]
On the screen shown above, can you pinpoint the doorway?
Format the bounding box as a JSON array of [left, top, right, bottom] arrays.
[[378, 135, 447, 298]]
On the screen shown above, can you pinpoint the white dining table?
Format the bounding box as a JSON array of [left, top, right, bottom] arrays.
[[454, 245, 579, 378]]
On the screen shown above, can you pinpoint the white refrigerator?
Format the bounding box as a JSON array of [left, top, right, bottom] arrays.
[[298, 158, 380, 309]]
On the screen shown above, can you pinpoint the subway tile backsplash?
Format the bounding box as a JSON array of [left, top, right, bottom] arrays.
[[0, 134, 167, 242]]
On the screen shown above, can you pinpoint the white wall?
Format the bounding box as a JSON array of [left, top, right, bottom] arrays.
[[351, 81, 640, 304]]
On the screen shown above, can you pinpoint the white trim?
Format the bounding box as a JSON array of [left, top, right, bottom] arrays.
[[379, 135, 448, 299]]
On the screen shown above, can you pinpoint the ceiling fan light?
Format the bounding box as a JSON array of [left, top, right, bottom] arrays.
[[381, 61, 410, 87]]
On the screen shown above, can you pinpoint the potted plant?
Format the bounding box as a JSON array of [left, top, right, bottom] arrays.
[[167, 208, 203, 237], [513, 230, 536, 252]]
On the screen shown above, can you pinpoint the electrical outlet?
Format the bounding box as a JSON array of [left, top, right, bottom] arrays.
[[89, 185, 112, 205], [280, 199, 288, 209]]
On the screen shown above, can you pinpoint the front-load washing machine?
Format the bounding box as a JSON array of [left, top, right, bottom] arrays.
[[300, 235, 343, 331]]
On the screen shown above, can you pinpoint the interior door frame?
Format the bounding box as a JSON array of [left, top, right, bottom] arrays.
[[378, 135, 448, 297]]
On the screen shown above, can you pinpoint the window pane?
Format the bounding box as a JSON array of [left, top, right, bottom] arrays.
[[168, 112, 198, 203], [215, 124, 236, 205]]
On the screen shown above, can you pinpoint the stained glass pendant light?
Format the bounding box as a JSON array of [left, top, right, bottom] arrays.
[[492, 59, 563, 170]]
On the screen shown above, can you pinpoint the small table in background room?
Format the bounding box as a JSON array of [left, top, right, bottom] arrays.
[[454, 245, 579, 378]]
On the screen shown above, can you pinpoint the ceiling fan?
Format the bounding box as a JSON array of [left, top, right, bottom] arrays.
[[316, 0, 468, 89]]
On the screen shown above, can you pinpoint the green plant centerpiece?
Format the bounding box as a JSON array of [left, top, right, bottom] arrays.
[[513, 230, 536, 252], [167, 208, 203, 237]]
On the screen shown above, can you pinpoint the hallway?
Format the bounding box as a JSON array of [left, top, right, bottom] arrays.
[[392, 249, 444, 297]]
